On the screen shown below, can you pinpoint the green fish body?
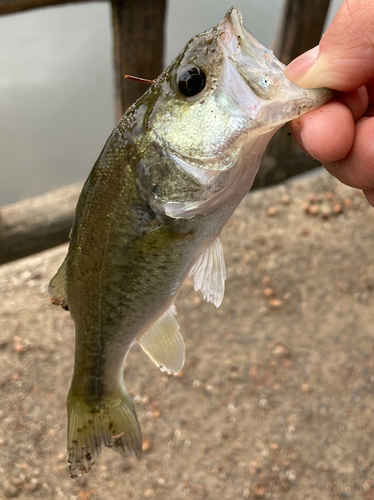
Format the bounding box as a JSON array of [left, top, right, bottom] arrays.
[[50, 7, 332, 477]]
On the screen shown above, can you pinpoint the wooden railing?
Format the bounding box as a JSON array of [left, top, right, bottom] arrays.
[[0, 0, 331, 264]]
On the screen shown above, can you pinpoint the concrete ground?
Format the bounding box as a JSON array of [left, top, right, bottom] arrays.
[[1, 169, 374, 500]]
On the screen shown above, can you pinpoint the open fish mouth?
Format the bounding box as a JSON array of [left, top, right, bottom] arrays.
[[218, 6, 285, 100], [217, 6, 334, 127]]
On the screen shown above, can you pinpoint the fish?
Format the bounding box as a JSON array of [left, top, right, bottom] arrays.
[[49, 6, 332, 477]]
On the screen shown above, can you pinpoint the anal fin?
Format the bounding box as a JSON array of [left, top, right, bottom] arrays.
[[138, 305, 185, 375], [189, 236, 226, 307]]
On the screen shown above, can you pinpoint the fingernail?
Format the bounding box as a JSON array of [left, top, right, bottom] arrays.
[[284, 45, 320, 83]]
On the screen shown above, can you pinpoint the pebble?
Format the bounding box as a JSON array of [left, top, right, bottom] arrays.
[[253, 484, 265, 498], [77, 490, 94, 500], [308, 205, 319, 216], [281, 195, 290, 204], [143, 488, 154, 498], [269, 298, 282, 308], [301, 192, 347, 220], [321, 205, 331, 219], [301, 202, 310, 212], [13, 342, 24, 353], [362, 481, 371, 492], [267, 207, 277, 216], [263, 287, 274, 298], [152, 409, 161, 419], [285, 469, 297, 484], [242, 488, 250, 498], [333, 202, 343, 214], [23, 479, 39, 493], [259, 397, 268, 408], [272, 343, 291, 358], [343, 197, 352, 209], [142, 439, 152, 452], [249, 460, 262, 472], [228, 404, 236, 414]]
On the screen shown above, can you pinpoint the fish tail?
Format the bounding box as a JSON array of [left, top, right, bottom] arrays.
[[67, 390, 142, 478]]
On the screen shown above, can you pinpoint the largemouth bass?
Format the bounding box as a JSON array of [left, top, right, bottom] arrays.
[[50, 6, 332, 477]]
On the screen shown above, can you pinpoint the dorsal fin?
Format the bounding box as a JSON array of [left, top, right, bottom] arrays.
[[189, 236, 226, 307], [137, 305, 185, 375], [49, 259, 69, 310]]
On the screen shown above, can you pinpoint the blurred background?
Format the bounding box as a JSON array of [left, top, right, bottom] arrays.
[[0, 0, 343, 206]]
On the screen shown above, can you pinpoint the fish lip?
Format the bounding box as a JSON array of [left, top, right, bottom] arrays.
[[219, 7, 260, 63], [218, 6, 285, 100]]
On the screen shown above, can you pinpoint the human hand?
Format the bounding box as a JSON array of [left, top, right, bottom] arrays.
[[284, 0, 374, 206]]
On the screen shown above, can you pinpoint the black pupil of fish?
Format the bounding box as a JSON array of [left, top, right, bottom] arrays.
[[178, 67, 206, 97]]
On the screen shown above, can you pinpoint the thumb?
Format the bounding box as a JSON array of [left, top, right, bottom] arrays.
[[284, 0, 374, 90]]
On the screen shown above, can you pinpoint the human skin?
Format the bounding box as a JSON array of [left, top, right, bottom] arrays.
[[284, 0, 374, 207]]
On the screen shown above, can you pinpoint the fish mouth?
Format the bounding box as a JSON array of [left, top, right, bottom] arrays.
[[218, 6, 285, 100], [217, 6, 334, 128]]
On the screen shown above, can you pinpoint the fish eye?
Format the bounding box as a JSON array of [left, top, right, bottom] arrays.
[[177, 66, 207, 97]]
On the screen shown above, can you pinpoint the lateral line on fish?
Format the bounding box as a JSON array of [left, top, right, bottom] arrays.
[[94, 184, 119, 397]]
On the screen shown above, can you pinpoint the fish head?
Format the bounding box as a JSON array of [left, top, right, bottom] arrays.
[[133, 6, 333, 218]]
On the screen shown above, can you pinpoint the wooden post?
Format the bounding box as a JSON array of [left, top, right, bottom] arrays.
[[255, 0, 332, 189], [274, 0, 332, 65], [111, 0, 166, 119]]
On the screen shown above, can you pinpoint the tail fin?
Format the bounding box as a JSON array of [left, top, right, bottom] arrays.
[[67, 392, 142, 478]]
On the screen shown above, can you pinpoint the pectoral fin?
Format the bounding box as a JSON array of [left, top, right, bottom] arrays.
[[189, 236, 226, 307], [138, 305, 185, 375], [49, 259, 69, 310]]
